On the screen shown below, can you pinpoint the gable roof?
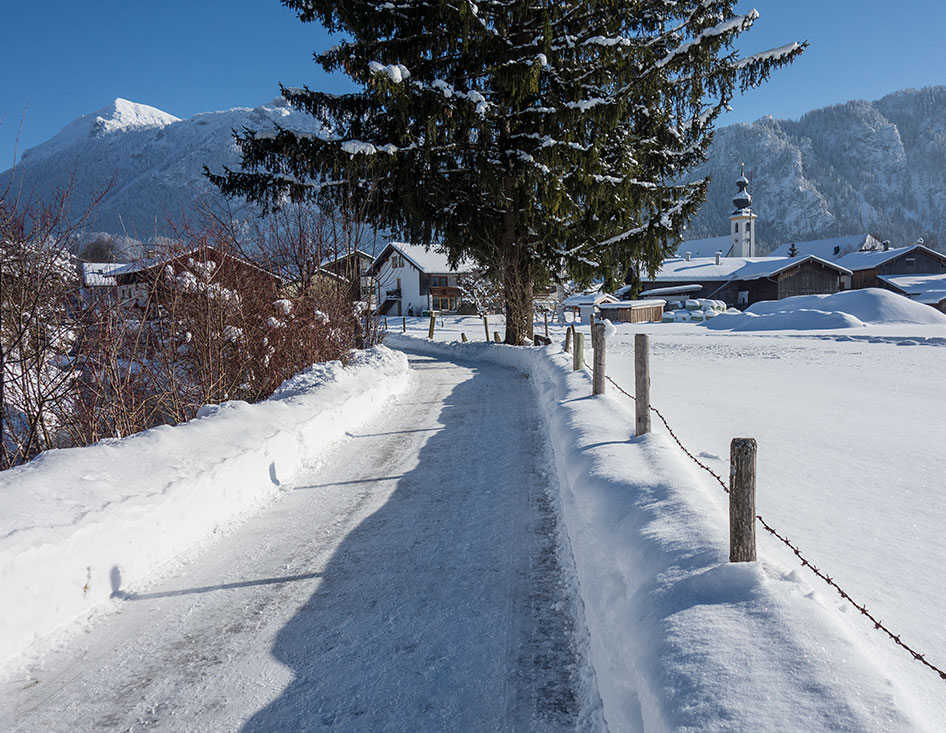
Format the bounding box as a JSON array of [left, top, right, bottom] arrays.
[[320, 248, 376, 267], [562, 292, 619, 307], [108, 246, 285, 282], [649, 255, 851, 283], [768, 234, 882, 260], [736, 255, 852, 280], [371, 241, 475, 275], [834, 244, 946, 271]]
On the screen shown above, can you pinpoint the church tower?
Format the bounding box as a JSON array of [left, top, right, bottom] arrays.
[[729, 168, 757, 258]]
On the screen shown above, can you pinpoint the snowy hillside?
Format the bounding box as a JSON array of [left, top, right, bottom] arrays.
[[2, 98, 326, 238], [5, 87, 946, 248], [689, 86, 946, 251]]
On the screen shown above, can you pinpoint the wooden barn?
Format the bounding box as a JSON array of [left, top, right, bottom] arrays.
[[835, 244, 946, 291], [641, 254, 851, 308]]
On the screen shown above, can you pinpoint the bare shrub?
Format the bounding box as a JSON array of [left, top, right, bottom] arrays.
[[0, 184, 106, 467]]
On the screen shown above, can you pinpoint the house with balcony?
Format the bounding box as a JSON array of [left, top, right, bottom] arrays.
[[369, 242, 474, 316]]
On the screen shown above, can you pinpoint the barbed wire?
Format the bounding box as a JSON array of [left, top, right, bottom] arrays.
[[602, 371, 946, 684]]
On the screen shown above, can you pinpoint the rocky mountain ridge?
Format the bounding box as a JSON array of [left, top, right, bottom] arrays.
[[687, 86, 946, 252], [4, 87, 945, 252]]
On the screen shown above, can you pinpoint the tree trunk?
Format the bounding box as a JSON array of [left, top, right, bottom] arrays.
[[498, 175, 534, 346], [501, 248, 535, 345]]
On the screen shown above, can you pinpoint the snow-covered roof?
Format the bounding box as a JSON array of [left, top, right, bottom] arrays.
[[599, 299, 667, 308], [562, 292, 618, 307], [768, 234, 882, 260], [736, 255, 852, 280], [622, 283, 701, 298], [650, 255, 850, 282], [372, 241, 475, 275], [880, 273, 946, 304], [107, 247, 285, 282], [673, 235, 731, 259], [834, 244, 946, 271], [82, 261, 125, 287], [320, 249, 376, 267], [652, 256, 764, 281]]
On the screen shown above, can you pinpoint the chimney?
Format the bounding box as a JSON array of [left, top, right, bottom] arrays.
[[883, 240, 890, 251], [685, 252, 692, 261], [715, 251, 721, 265]]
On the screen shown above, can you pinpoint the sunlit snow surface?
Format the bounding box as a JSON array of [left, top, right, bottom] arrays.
[[385, 304, 946, 731]]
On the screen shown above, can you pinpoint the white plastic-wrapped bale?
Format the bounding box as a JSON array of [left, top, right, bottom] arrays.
[[690, 311, 705, 321], [662, 312, 675, 323], [673, 310, 692, 322], [685, 299, 700, 311]]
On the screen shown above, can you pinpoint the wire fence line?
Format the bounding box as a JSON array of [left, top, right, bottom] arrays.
[[600, 370, 946, 685]]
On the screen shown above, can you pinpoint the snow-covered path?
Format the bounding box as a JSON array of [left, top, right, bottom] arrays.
[[1, 352, 599, 731]]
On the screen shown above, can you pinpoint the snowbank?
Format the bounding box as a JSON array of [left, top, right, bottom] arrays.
[[0, 346, 409, 669], [707, 288, 946, 331], [384, 333, 922, 731]]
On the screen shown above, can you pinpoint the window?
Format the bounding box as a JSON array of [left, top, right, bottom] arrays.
[[432, 296, 457, 311], [430, 275, 448, 286], [734, 222, 739, 232], [745, 222, 751, 234], [904, 257, 916, 272]]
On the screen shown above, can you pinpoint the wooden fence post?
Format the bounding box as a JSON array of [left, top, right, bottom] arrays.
[[564, 326, 573, 353], [730, 438, 758, 562], [544, 311, 549, 339], [592, 323, 606, 395], [634, 333, 651, 436], [402, 317, 406, 333], [483, 315, 490, 341], [428, 313, 436, 339], [573, 332, 585, 371], [461, 333, 468, 342], [493, 331, 501, 343]]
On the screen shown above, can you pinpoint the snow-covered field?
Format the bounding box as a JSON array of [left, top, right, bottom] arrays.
[[387, 293, 946, 730]]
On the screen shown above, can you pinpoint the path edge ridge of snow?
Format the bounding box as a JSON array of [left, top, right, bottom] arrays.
[[0, 345, 410, 674]]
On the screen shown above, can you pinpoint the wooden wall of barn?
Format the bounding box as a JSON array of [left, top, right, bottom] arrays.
[[876, 250, 946, 276], [777, 262, 841, 299]]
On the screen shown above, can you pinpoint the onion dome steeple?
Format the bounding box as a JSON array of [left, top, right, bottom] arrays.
[[732, 165, 752, 212]]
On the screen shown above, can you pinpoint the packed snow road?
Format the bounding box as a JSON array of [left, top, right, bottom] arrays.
[[1, 351, 600, 731]]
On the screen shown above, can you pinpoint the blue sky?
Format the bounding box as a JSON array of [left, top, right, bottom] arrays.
[[2, 1, 945, 167]]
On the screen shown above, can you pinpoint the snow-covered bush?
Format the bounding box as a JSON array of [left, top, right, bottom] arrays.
[[1, 191, 86, 467]]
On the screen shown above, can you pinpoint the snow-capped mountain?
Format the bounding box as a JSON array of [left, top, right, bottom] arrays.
[[2, 97, 325, 239], [687, 86, 946, 251], [4, 88, 946, 250]]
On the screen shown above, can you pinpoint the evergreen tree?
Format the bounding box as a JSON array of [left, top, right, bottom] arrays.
[[209, 1, 803, 343]]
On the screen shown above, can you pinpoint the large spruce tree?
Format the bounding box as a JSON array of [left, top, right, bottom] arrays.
[[210, 1, 803, 343]]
